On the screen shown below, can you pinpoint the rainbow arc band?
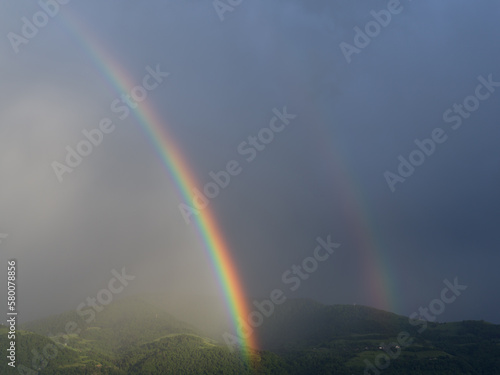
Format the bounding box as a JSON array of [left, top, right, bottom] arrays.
[[60, 11, 257, 360]]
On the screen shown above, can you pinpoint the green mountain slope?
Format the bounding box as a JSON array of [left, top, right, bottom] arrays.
[[257, 299, 410, 351], [118, 334, 289, 374], [0, 324, 123, 375], [17, 297, 279, 374], [256, 299, 500, 375], [22, 296, 198, 356], [12, 297, 500, 374]]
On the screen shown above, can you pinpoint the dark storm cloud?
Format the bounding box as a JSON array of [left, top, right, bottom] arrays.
[[0, 0, 499, 331]]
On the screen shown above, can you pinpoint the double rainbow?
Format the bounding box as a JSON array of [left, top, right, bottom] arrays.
[[60, 7, 398, 366]]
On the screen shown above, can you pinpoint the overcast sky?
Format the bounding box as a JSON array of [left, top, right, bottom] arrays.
[[1, 0, 499, 335]]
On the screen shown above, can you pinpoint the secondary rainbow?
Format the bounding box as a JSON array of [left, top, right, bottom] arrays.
[[311, 107, 398, 313], [61, 12, 257, 359]]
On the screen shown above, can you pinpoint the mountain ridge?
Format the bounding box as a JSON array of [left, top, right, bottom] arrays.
[[11, 296, 500, 374]]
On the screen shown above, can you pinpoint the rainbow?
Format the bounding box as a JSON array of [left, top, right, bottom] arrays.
[[311, 105, 398, 314], [58, 7, 399, 365], [60, 12, 257, 361]]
